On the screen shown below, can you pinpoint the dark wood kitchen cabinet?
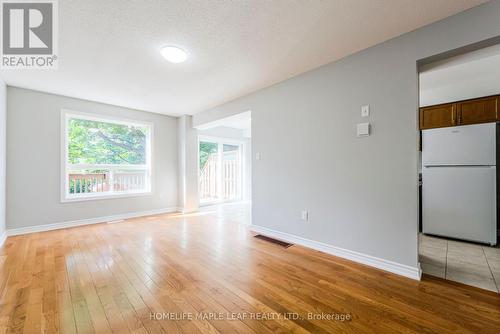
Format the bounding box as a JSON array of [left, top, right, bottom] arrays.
[[419, 94, 499, 130], [419, 103, 457, 130], [457, 96, 498, 125]]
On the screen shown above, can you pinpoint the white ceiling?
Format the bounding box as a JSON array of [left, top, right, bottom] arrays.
[[420, 43, 500, 106], [0, 0, 487, 116]]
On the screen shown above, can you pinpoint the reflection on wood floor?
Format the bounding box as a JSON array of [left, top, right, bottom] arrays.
[[1, 206, 500, 333]]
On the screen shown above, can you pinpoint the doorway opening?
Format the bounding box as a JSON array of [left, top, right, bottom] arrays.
[[196, 111, 251, 207], [417, 42, 500, 293]]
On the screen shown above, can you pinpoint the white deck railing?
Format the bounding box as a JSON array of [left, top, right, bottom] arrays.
[[199, 151, 239, 201], [199, 154, 218, 201], [68, 165, 148, 194], [222, 158, 238, 200]]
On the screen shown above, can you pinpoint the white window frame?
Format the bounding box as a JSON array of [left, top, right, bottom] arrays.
[[198, 135, 244, 205], [61, 109, 153, 203]]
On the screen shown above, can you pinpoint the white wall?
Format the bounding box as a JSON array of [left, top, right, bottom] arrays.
[[0, 78, 5, 243], [177, 115, 199, 212], [193, 1, 500, 273], [198, 126, 252, 201], [420, 44, 500, 106], [199, 126, 246, 139], [243, 138, 252, 201], [6, 87, 178, 229]]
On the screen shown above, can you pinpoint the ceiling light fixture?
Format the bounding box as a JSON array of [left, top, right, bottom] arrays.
[[160, 46, 188, 63]]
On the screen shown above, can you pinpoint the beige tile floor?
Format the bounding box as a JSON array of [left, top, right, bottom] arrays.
[[419, 233, 500, 292]]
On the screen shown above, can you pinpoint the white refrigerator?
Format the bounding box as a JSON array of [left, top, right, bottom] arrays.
[[422, 123, 497, 245]]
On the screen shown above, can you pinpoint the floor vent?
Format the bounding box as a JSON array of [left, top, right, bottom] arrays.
[[254, 234, 293, 248]]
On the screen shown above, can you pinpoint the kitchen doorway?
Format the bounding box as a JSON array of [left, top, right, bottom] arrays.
[[417, 42, 500, 292]]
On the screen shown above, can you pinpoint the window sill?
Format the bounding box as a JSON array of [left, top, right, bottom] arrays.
[[61, 191, 153, 203]]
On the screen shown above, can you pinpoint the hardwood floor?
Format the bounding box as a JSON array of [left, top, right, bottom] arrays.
[[1, 208, 499, 333]]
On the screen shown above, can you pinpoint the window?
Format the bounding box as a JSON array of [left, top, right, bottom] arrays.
[[61, 110, 152, 202]]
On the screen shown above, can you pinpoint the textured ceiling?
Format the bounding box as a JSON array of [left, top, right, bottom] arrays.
[[0, 0, 487, 116]]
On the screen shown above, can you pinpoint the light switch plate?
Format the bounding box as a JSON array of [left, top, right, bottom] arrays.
[[361, 105, 370, 117], [357, 122, 370, 137], [301, 210, 308, 221], [256, 152, 261, 160]]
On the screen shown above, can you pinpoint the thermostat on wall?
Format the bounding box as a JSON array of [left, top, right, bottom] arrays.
[[357, 122, 370, 137]]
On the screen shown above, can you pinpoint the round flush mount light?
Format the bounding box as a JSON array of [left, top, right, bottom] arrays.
[[160, 46, 188, 63]]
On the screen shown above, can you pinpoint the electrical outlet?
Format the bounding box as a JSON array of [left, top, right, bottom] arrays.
[[301, 210, 308, 221]]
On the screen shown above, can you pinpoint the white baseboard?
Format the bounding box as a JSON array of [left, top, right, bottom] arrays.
[[0, 230, 6, 248], [6, 207, 180, 237], [250, 225, 421, 281]]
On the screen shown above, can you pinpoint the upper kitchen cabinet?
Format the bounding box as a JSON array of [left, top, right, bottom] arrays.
[[419, 95, 499, 130], [419, 103, 457, 130], [457, 96, 498, 125]]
